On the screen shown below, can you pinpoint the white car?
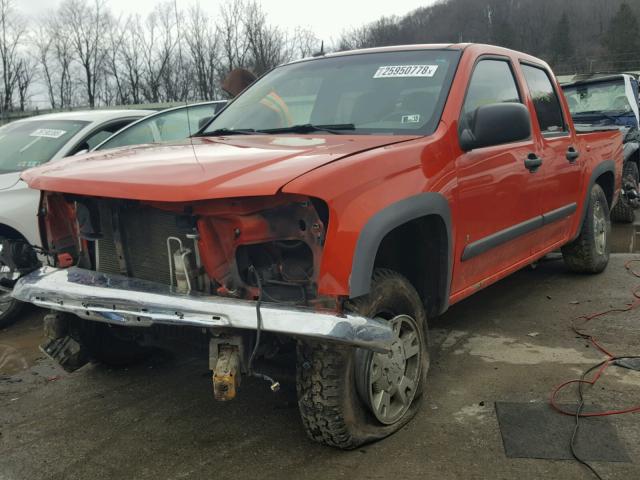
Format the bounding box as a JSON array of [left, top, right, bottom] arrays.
[[0, 109, 151, 326]]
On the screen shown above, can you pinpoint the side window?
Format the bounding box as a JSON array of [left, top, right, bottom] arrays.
[[462, 59, 521, 117], [96, 118, 155, 150], [69, 120, 136, 155], [97, 105, 217, 151], [520, 64, 566, 135]]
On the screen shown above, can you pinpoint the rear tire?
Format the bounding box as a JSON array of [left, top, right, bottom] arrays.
[[0, 297, 23, 329], [610, 162, 638, 223], [562, 183, 611, 273], [0, 239, 23, 329], [296, 269, 429, 449]]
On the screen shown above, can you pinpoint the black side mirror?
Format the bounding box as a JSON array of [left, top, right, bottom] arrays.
[[459, 102, 531, 151]]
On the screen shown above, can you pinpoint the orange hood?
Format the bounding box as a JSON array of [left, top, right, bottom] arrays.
[[21, 135, 414, 202]]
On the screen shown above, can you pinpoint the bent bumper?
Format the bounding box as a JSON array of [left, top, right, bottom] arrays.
[[12, 267, 393, 352]]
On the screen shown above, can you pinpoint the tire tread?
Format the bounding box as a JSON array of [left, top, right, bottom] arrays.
[[296, 269, 426, 449], [562, 183, 610, 273]]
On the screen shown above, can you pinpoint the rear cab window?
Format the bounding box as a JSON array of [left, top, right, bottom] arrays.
[[520, 64, 567, 136]]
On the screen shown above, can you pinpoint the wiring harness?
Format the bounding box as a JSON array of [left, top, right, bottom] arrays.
[[550, 259, 640, 479]]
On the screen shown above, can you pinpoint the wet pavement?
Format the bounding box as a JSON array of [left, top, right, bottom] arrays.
[[1, 227, 640, 479], [0, 307, 45, 377], [611, 221, 640, 253]]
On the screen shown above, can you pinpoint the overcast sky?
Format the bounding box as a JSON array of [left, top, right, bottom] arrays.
[[19, 0, 435, 42]]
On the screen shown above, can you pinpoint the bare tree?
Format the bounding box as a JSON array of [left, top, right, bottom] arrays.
[[119, 15, 145, 104], [59, 0, 112, 108], [244, 1, 289, 76], [218, 0, 249, 75], [185, 4, 220, 101], [52, 21, 75, 108], [104, 14, 127, 104], [0, 0, 24, 112], [139, 2, 178, 103], [12, 0, 640, 112], [49, 14, 76, 109], [159, 3, 191, 102], [15, 56, 36, 111], [33, 22, 57, 108], [336, 0, 640, 74], [290, 27, 320, 59], [34, 9, 81, 109]]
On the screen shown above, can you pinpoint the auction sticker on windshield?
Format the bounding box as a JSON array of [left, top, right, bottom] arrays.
[[30, 129, 67, 139], [373, 65, 439, 78]]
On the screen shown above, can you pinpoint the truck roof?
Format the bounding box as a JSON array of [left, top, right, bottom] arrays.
[[289, 43, 549, 68]]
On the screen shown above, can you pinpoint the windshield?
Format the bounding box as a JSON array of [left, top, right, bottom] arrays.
[[563, 79, 633, 115], [0, 119, 89, 173], [203, 50, 461, 136]]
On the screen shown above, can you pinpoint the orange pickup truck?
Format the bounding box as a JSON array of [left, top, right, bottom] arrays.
[[11, 44, 622, 448]]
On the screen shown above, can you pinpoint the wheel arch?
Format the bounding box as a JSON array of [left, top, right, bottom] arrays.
[[572, 160, 615, 243], [349, 193, 452, 316], [594, 167, 615, 210], [0, 222, 28, 241]]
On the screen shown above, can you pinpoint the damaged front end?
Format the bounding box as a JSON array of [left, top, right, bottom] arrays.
[[34, 192, 331, 304], [13, 192, 393, 397]]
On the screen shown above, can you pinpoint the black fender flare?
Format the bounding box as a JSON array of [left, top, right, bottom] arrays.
[[573, 160, 616, 240], [349, 192, 453, 315]]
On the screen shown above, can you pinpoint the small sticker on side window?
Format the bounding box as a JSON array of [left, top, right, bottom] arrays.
[[373, 65, 439, 79], [30, 128, 67, 139]]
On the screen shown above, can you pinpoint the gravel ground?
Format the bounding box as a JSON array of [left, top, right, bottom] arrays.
[[1, 254, 639, 480]]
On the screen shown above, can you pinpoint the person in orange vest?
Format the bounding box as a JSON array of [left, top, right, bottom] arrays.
[[258, 90, 293, 127], [221, 68, 292, 127]]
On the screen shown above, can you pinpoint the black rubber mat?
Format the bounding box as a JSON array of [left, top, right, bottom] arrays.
[[495, 402, 630, 462]]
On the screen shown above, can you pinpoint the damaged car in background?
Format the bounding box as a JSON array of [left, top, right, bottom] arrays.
[[563, 74, 640, 222], [11, 44, 623, 449]]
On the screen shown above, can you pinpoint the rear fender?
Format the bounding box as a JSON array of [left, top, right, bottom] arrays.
[[572, 160, 615, 241]]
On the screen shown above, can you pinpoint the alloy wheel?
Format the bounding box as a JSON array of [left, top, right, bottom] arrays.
[[356, 314, 422, 425], [593, 200, 607, 255]]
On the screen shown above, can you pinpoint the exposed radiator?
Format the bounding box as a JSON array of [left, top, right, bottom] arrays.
[[96, 203, 191, 286]]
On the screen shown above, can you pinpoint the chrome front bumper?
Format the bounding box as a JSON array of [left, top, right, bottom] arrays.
[[12, 267, 393, 352]]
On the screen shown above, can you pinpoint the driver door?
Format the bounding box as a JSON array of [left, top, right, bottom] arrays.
[[452, 58, 543, 293]]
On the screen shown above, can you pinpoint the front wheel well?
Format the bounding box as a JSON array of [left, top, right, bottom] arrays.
[[0, 224, 26, 240], [372, 215, 448, 317]]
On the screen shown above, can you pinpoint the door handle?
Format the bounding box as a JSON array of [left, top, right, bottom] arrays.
[[524, 153, 542, 172], [566, 147, 580, 163]]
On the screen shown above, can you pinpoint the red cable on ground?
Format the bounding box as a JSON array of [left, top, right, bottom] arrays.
[[549, 259, 640, 418]]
